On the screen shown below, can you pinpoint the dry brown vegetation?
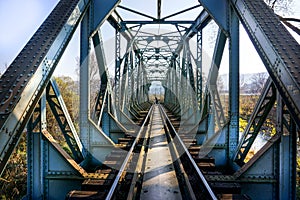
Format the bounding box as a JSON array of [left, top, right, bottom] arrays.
[[0, 135, 27, 199]]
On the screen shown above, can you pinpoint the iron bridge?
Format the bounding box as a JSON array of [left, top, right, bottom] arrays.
[[0, 0, 300, 199]]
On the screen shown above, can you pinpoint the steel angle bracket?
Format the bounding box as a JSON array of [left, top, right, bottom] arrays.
[[91, 0, 121, 37], [198, 0, 229, 33]]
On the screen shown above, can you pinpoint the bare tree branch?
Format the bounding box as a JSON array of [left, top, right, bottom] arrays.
[[271, 0, 278, 9], [277, 15, 300, 35], [279, 17, 300, 23], [0, 177, 10, 183]]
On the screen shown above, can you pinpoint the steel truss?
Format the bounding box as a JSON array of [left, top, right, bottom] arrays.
[[0, 0, 299, 199]]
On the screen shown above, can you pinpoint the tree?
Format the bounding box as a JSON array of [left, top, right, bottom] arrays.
[[239, 73, 276, 137], [75, 53, 101, 116], [240, 73, 268, 131], [0, 135, 27, 199], [46, 76, 80, 145], [265, 0, 300, 35], [0, 76, 80, 199], [265, 0, 294, 14], [249, 72, 268, 94]]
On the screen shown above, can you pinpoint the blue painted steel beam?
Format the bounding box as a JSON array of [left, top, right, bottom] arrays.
[[0, 0, 90, 176], [27, 97, 46, 199], [188, 62, 196, 92], [121, 52, 130, 111], [185, 10, 211, 39], [121, 20, 195, 25], [46, 79, 84, 162], [157, 0, 162, 19], [228, 6, 239, 161], [107, 15, 132, 41], [233, 133, 280, 199], [162, 5, 201, 20], [198, 0, 229, 32], [92, 32, 109, 123], [175, 10, 211, 54], [234, 78, 276, 165], [208, 29, 227, 85], [115, 30, 121, 110], [118, 5, 156, 20], [200, 29, 226, 122], [196, 31, 203, 109], [107, 15, 122, 31], [231, 0, 300, 128], [80, 6, 116, 161], [277, 95, 297, 199], [91, 0, 120, 37], [92, 32, 108, 84], [79, 8, 92, 150]]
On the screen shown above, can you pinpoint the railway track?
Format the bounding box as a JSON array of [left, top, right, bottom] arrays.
[[66, 104, 219, 199], [66, 104, 252, 199]]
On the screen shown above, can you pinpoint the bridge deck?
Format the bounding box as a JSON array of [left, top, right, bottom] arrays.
[[141, 105, 182, 199]]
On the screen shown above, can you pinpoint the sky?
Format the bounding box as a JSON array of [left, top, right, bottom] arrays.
[[0, 0, 299, 79], [0, 0, 59, 69]]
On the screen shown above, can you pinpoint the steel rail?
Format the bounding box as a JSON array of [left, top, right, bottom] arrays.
[[105, 105, 153, 200], [158, 104, 218, 200]]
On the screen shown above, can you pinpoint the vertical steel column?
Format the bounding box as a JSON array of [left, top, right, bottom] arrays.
[[186, 42, 196, 108], [228, 7, 239, 161], [132, 53, 138, 104], [127, 51, 133, 108], [171, 59, 176, 105], [164, 71, 168, 105], [129, 51, 134, 106], [142, 68, 148, 102], [138, 63, 143, 104], [175, 56, 180, 110], [136, 57, 141, 105], [171, 61, 176, 105], [167, 68, 172, 105], [278, 95, 297, 199], [138, 65, 143, 104], [166, 61, 171, 106], [196, 31, 203, 110], [181, 44, 188, 112], [115, 30, 121, 109], [27, 94, 47, 199], [121, 52, 129, 111], [146, 70, 149, 102], [124, 51, 132, 111], [79, 9, 91, 150]]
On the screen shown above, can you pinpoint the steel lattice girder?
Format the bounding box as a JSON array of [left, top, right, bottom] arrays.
[[234, 78, 276, 165], [231, 0, 300, 128], [0, 0, 90, 176], [46, 79, 84, 163]]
